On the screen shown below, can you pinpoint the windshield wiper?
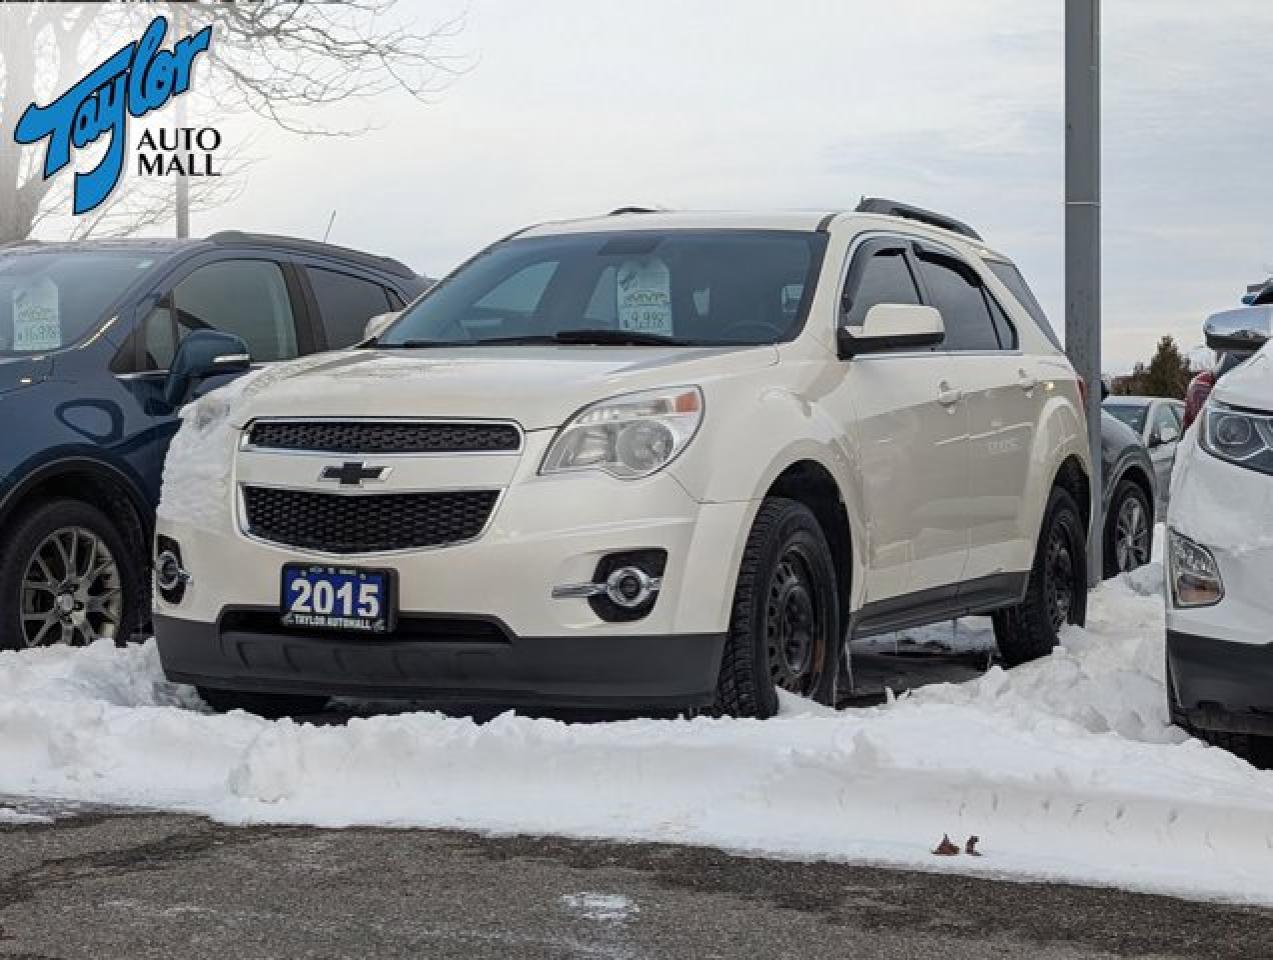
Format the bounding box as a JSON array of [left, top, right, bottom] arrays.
[[549, 328, 693, 346], [385, 330, 694, 349]]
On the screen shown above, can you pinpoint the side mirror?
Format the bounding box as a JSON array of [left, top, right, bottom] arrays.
[[1157, 424, 1180, 446], [1204, 305, 1271, 354], [1100, 380, 1110, 402], [363, 312, 399, 343], [165, 330, 251, 407], [838, 304, 944, 359]]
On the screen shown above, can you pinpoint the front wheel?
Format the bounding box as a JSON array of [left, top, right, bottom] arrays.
[[0, 498, 147, 651], [1103, 479, 1153, 579], [993, 486, 1087, 667], [715, 498, 839, 719]]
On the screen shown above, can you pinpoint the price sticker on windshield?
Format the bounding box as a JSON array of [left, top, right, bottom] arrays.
[[12, 278, 61, 351], [617, 258, 673, 336]]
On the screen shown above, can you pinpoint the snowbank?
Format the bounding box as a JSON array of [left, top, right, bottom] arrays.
[[0, 567, 1271, 904]]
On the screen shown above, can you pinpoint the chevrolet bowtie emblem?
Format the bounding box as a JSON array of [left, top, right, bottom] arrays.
[[319, 462, 391, 487]]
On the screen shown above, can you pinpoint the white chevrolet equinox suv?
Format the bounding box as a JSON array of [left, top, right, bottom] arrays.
[[153, 200, 1093, 719]]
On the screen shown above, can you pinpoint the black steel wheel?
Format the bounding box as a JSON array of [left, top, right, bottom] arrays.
[[717, 498, 839, 718], [993, 486, 1087, 667]]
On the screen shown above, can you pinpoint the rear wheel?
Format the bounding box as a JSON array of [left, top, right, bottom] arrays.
[[197, 687, 328, 719], [716, 498, 839, 719], [0, 499, 146, 651], [1103, 478, 1153, 579], [993, 486, 1087, 667]]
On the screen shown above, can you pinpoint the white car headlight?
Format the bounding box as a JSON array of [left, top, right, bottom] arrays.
[[1199, 403, 1273, 475], [540, 386, 704, 479]]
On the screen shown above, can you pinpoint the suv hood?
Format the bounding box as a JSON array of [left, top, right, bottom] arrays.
[[231, 345, 779, 430], [1214, 342, 1272, 413]]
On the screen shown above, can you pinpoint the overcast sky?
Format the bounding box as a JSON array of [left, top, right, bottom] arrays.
[[15, 1, 1273, 371]]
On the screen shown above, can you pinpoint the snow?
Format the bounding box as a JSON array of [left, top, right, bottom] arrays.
[[157, 353, 348, 531], [0, 565, 1271, 904]]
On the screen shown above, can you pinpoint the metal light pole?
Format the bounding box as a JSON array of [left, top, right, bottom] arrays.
[[1065, 0, 1102, 586]]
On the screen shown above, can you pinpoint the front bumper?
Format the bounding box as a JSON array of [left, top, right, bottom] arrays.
[[1167, 629, 1273, 736], [156, 612, 725, 708]]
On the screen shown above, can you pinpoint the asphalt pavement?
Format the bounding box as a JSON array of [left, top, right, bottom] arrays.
[[0, 807, 1271, 960]]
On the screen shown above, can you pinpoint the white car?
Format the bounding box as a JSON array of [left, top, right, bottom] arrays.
[[1166, 310, 1273, 762], [152, 201, 1092, 719]]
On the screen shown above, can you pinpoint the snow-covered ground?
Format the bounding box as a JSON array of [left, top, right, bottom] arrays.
[[0, 560, 1271, 905]]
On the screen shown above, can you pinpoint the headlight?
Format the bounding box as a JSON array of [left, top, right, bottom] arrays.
[[1199, 403, 1273, 475], [540, 386, 703, 479], [1167, 528, 1224, 608]]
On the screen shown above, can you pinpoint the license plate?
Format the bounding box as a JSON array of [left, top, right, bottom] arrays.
[[280, 564, 394, 633]]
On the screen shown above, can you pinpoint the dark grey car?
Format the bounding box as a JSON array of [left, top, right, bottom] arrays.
[[1099, 410, 1157, 579], [1103, 396, 1184, 516]]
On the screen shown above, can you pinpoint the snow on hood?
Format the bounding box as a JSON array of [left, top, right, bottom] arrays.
[[157, 352, 350, 530], [1213, 340, 1273, 413], [224, 345, 779, 432], [2, 566, 1273, 905]]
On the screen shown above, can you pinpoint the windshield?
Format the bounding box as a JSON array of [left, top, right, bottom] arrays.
[[378, 230, 828, 348], [0, 250, 160, 356], [1104, 402, 1148, 435]]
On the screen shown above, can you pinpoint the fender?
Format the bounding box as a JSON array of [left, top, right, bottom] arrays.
[[0, 453, 153, 541], [1015, 390, 1093, 569], [669, 370, 868, 612]]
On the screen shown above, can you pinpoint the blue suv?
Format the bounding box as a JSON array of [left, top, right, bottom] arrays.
[[0, 232, 428, 650]]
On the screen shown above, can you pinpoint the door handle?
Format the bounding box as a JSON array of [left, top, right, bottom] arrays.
[[1017, 368, 1038, 393], [936, 381, 963, 407]]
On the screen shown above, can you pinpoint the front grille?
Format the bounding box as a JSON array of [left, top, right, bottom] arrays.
[[243, 486, 498, 553], [247, 420, 521, 454]]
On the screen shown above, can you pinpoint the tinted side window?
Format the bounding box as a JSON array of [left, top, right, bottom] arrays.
[[842, 246, 921, 328], [916, 253, 999, 352], [987, 259, 1062, 350], [308, 267, 394, 348], [170, 260, 298, 363]]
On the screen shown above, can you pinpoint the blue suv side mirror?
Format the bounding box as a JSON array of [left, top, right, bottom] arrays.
[[164, 330, 252, 407]]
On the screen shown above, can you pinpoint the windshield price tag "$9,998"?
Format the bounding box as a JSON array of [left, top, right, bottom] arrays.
[[13, 14, 213, 216]]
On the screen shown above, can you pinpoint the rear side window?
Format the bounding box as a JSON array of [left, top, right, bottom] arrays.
[[915, 252, 1000, 351], [308, 267, 395, 347], [987, 260, 1062, 351]]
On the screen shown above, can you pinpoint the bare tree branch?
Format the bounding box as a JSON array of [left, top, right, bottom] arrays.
[[0, 0, 468, 242]]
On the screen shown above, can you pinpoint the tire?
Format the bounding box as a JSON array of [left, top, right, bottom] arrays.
[[1103, 478, 1153, 579], [197, 687, 329, 719], [716, 497, 839, 719], [0, 498, 147, 651], [993, 486, 1087, 667], [1165, 657, 1272, 766]]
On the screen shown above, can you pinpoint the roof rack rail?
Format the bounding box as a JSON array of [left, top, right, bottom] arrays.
[[854, 197, 982, 241], [608, 206, 661, 216], [206, 231, 418, 280]]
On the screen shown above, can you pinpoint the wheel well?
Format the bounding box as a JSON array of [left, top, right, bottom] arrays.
[[1053, 455, 1092, 534], [765, 461, 851, 636], [0, 467, 149, 557]]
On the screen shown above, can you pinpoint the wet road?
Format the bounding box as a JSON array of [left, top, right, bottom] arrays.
[[0, 806, 1270, 960]]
